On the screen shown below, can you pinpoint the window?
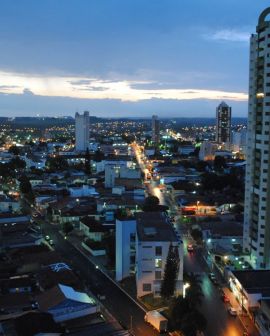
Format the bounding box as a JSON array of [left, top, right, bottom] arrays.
[[155, 271, 162, 280], [155, 258, 162, 268], [143, 283, 152, 291], [155, 246, 162, 256], [143, 246, 152, 249]]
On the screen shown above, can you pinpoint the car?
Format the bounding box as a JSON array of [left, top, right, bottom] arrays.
[[228, 307, 237, 316], [45, 235, 50, 241], [187, 244, 194, 252]]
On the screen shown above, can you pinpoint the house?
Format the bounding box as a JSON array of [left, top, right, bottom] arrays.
[[37, 283, 98, 322], [69, 185, 99, 198], [0, 195, 20, 213], [80, 217, 106, 242], [228, 270, 270, 313]]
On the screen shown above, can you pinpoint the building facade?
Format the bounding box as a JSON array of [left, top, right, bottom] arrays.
[[135, 212, 183, 298], [244, 7, 270, 269], [75, 111, 90, 152], [216, 102, 231, 143], [152, 115, 160, 145]]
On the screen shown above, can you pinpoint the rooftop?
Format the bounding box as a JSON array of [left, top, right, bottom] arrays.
[[232, 270, 270, 296], [136, 212, 178, 242]]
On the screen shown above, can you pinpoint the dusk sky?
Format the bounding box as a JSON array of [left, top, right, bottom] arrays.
[[0, 0, 269, 118]]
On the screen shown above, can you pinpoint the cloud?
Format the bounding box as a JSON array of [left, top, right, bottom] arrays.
[[203, 29, 250, 43], [23, 88, 34, 95], [0, 70, 248, 103]]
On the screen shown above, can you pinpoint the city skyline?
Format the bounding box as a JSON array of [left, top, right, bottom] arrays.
[[0, 0, 269, 117]]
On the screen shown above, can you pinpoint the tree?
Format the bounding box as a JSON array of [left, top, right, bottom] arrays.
[[63, 222, 74, 235], [143, 195, 159, 211], [161, 244, 180, 299], [184, 272, 204, 307], [8, 145, 20, 156], [10, 157, 26, 170], [94, 149, 104, 162], [46, 156, 69, 171], [19, 175, 35, 204], [232, 203, 244, 214], [84, 147, 92, 175], [214, 155, 227, 170], [181, 309, 207, 336]]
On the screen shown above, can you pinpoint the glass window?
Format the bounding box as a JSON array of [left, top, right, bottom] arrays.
[[155, 271, 162, 280], [143, 283, 151, 291], [155, 258, 162, 268], [155, 246, 162, 256]]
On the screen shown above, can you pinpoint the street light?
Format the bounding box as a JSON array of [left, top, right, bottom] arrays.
[[183, 282, 190, 298]]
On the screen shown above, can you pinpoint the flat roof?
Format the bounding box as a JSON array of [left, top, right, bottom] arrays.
[[136, 212, 178, 242], [232, 270, 270, 295]]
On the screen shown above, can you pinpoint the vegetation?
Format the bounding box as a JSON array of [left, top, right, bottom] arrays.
[[103, 232, 116, 267], [62, 222, 74, 235], [84, 148, 92, 175], [46, 156, 69, 171], [161, 244, 180, 299], [19, 175, 35, 203], [167, 273, 206, 336], [8, 145, 20, 156]]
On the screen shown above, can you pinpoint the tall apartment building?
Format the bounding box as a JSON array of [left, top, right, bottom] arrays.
[[216, 102, 231, 143], [75, 111, 89, 152], [244, 7, 270, 269], [152, 115, 160, 145]]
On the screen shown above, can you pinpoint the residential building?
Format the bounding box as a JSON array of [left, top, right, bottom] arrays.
[[152, 115, 160, 145], [115, 217, 137, 281], [136, 212, 183, 298], [75, 111, 90, 152], [244, 7, 270, 269], [199, 141, 218, 161], [37, 284, 98, 322], [216, 101, 231, 143]]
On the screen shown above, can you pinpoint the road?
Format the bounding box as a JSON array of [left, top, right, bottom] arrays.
[[43, 220, 159, 336]]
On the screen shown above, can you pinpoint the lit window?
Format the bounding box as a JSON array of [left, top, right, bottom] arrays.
[[155, 258, 162, 268]]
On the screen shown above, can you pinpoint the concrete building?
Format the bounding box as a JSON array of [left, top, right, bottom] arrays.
[[243, 7, 270, 269], [75, 111, 90, 152], [105, 163, 141, 188], [152, 115, 160, 145], [115, 217, 137, 281], [136, 212, 183, 298], [199, 141, 218, 161], [216, 101, 231, 144], [231, 129, 247, 154]]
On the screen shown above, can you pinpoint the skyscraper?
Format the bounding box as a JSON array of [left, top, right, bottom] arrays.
[[75, 111, 89, 152], [244, 7, 270, 269], [152, 115, 160, 145], [216, 101, 231, 143]]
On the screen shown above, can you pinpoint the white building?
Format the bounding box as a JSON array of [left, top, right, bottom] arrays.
[[115, 217, 137, 281], [105, 163, 141, 188], [69, 185, 98, 197], [75, 111, 90, 152], [243, 7, 270, 269], [199, 141, 218, 161], [136, 212, 183, 298], [231, 129, 247, 153]]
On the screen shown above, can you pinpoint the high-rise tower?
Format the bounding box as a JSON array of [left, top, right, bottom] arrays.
[[244, 7, 270, 269], [216, 101, 231, 143], [75, 111, 89, 152], [152, 115, 160, 145]]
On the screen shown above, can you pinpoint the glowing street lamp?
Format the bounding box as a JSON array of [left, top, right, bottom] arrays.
[[183, 283, 190, 298]]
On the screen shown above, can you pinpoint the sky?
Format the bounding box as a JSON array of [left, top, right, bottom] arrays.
[[0, 0, 269, 118]]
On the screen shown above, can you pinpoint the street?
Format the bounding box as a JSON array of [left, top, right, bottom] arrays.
[[43, 220, 159, 336]]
